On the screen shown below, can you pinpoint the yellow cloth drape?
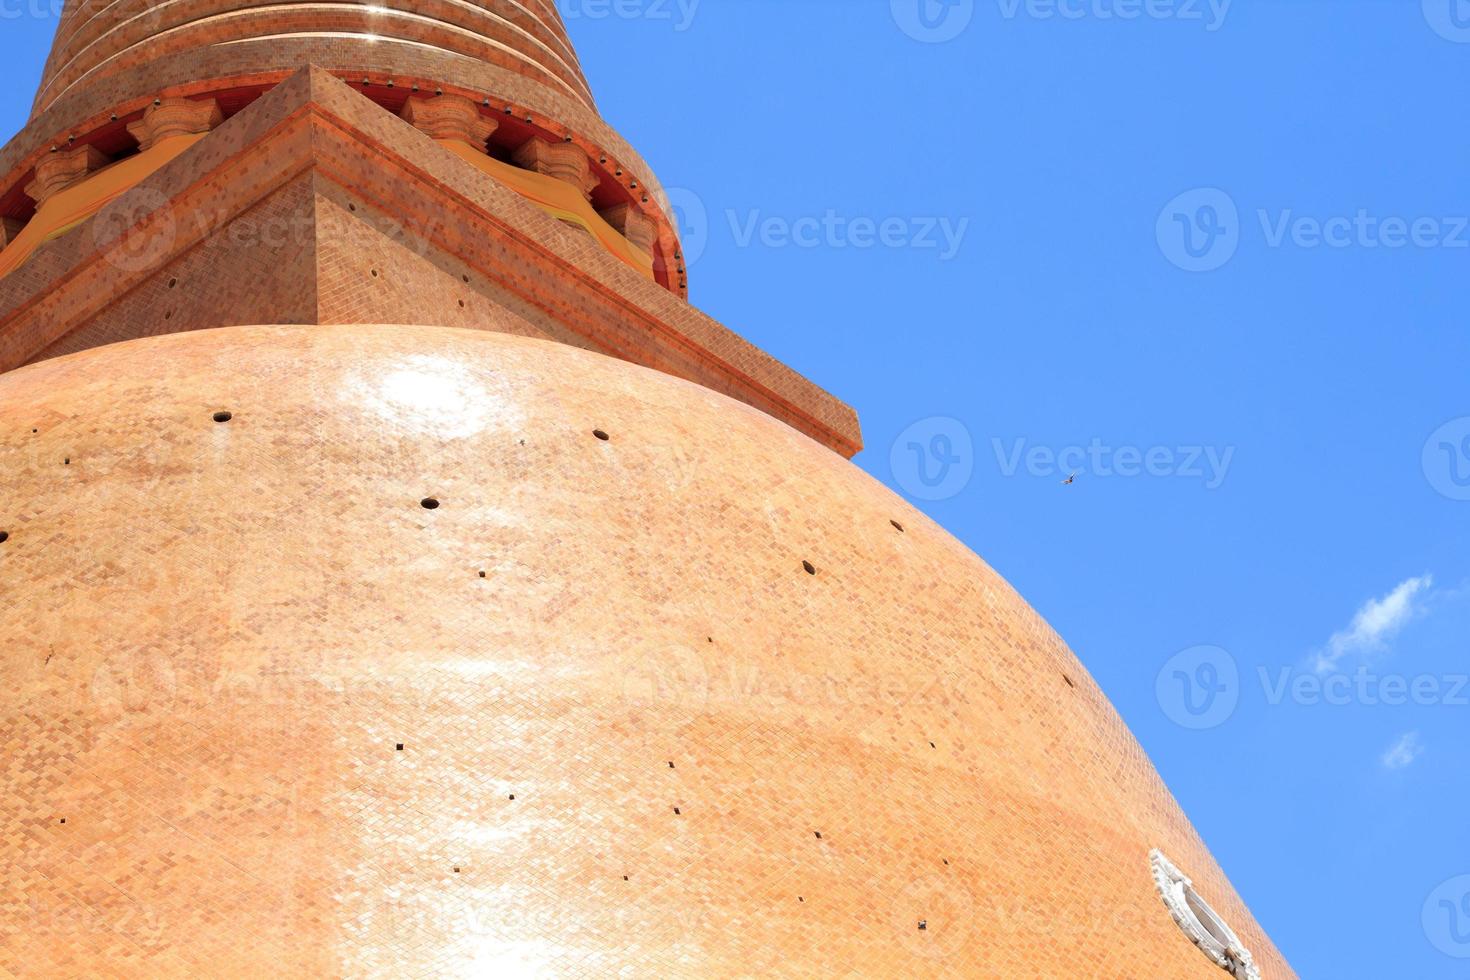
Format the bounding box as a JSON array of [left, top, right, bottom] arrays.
[[0, 133, 207, 280], [0, 134, 655, 282], [437, 139, 655, 280]]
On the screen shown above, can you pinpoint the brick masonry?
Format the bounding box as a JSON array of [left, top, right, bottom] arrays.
[[0, 1, 1296, 976], [0, 323, 1294, 977]]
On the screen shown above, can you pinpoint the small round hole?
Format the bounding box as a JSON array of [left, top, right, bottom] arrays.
[[890, 520, 905, 533], [461, 274, 469, 283], [348, 202, 357, 212], [421, 498, 440, 510], [213, 411, 232, 423], [371, 269, 379, 278], [0, 532, 9, 544], [164, 311, 172, 320], [802, 561, 816, 576], [478, 570, 486, 579], [458, 300, 465, 308], [167, 277, 177, 288], [593, 429, 610, 442]]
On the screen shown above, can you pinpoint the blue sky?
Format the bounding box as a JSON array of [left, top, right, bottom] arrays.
[[3, 1, 1467, 974]]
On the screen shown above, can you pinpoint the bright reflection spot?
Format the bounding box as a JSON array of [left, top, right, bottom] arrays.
[[356, 354, 518, 439], [462, 937, 562, 978]]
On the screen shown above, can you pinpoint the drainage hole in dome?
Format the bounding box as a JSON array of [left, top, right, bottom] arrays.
[[396, 743, 404, 751], [593, 429, 610, 442], [348, 202, 357, 212], [673, 807, 681, 815], [164, 311, 172, 320], [167, 277, 177, 289], [1064, 674, 1076, 688], [891, 520, 905, 532], [814, 831, 822, 839], [0, 532, 9, 544], [458, 300, 465, 308], [213, 411, 232, 423], [802, 561, 816, 576], [421, 498, 440, 510], [371, 269, 379, 278], [478, 570, 486, 579]]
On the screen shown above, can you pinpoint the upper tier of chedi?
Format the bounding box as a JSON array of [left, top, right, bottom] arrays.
[[32, 0, 596, 118], [0, 0, 689, 299], [0, 0, 869, 456]]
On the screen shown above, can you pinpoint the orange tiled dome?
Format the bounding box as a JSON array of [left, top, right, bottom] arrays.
[[0, 323, 1292, 977]]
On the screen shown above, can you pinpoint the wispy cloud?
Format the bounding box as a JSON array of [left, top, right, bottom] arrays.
[[1312, 575, 1434, 674], [1381, 732, 1424, 771]]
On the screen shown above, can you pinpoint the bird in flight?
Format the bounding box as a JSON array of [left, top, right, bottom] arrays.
[[1061, 472, 1077, 486]]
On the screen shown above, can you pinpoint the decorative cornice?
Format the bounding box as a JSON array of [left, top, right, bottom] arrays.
[[598, 202, 657, 255], [125, 97, 223, 151], [24, 143, 108, 206], [399, 94, 498, 148], [513, 137, 599, 201]]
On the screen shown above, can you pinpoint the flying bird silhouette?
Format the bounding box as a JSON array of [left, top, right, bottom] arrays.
[[1061, 472, 1077, 486]]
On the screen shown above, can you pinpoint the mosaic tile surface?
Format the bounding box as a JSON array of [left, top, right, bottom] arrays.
[[0, 324, 1293, 977]]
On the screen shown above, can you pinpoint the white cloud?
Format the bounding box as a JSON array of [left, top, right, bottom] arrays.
[[1381, 732, 1424, 771], [1312, 575, 1434, 674]]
